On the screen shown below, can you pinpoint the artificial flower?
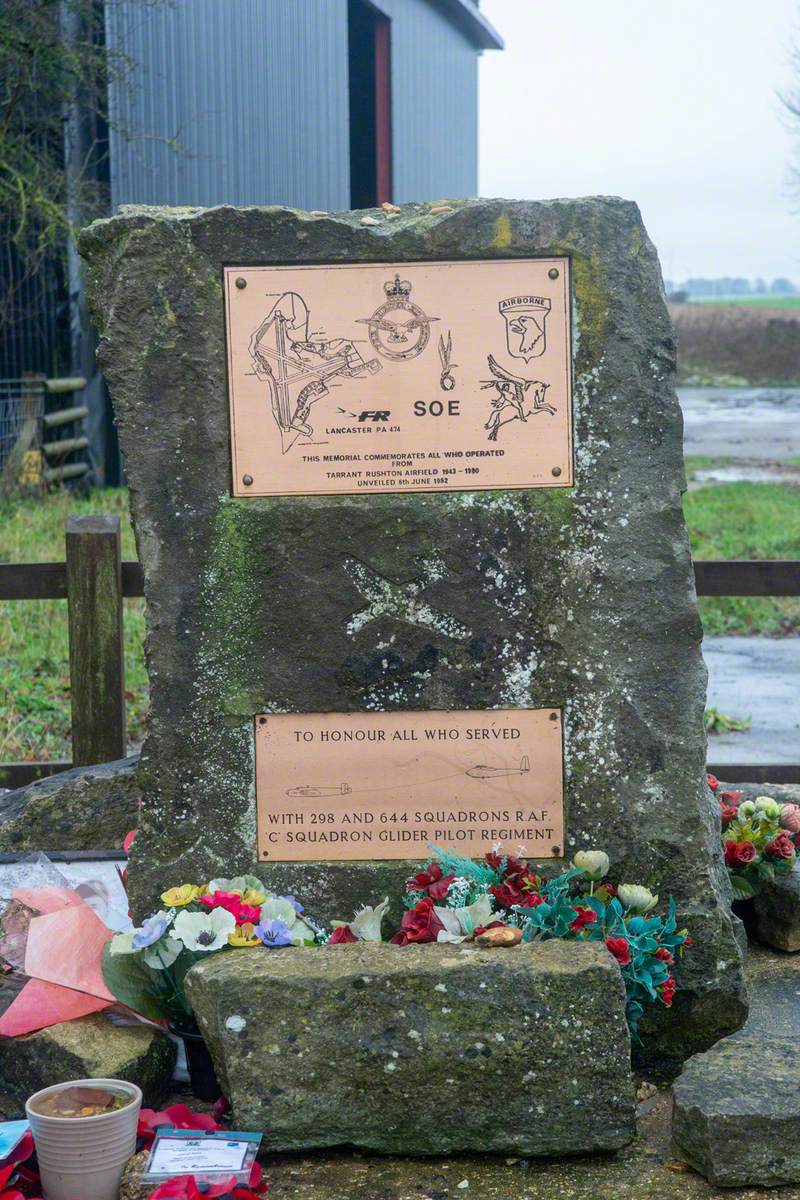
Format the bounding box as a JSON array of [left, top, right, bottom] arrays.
[[160, 885, 201, 907], [241, 887, 268, 906], [132, 910, 174, 950], [754, 796, 781, 820], [660, 976, 677, 1007], [329, 924, 359, 944], [706, 773, 719, 791], [109, 930, 136, 955], [201, 889, 244, 912], [406, 863, 456, 901], [434, 894, 495, 943], [655, 946, 673, 964], [724, 841, 757, 868], [206, 875, 264, 897], [570, 906, 597, 932], [171, 907, 236, 952], [256, 918, 293, 947], [277, 894, 304, 912], [604, 936, 631, 966], [228, 922, 262, 948], [260, 896, 316, 945], [331, 897, 390, 942], [718, 790, 742, 804], [738, 800, 756, 818], [142, 934, 184, 969], [489, 866, 542, 911], [780, 804, 800, 834], [765, 832, 796, 860], [719, 800, 739, 823], [138, 1104, 222, 1149], [617, 884, 658, 913], [573, 849, 610, 880], [390, 897, 445, 945]]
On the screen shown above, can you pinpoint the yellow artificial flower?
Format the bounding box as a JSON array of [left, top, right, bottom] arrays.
[[241, 887, 267, 906], [161, 884, 202, 907], [229, 922, 261, 948]]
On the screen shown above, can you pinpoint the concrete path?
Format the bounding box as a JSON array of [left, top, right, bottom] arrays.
[[704, 635, 800, 765]]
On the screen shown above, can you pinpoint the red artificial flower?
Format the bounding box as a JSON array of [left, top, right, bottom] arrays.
[[605, 936, 631, 966], [406, 864, 456, 901], [683, 933, 693, 947], [200, 891, 261, 924], [390, 898, 445, 946], [485, 851, 528, 878], [148, 1160, 268, 1200], [570, 906, 597, 932], [489, 865, 542, 911], [720, 803, 739, 824], [138, 1103, 222, 1150], [765, 832, 796, 860], [660, 976, 677, 1007], [122, 828, 137, 854], [724, 841, 757, 868], [329, 925, 358, 944], [473, 920, 507, 937], [719, 790, 743, 804], [706, 773, 719, 791], [212, 1094, 231, 1124], [655, 946, 673, 964]]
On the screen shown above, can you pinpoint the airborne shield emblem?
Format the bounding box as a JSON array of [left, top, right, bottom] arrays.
[[498, 294, 551, 362]]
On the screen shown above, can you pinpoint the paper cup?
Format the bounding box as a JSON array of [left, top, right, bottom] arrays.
[[26, 1078, 142, 1200]]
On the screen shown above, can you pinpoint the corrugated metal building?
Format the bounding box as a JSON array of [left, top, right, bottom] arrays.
[[106, 0, 502, 212]]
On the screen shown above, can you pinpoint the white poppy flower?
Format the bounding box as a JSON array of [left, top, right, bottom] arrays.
[[434, 894, 496, 943], [573, 850, 610, 880], [617, 884, 658, 913], [172, 907, 236, 952]]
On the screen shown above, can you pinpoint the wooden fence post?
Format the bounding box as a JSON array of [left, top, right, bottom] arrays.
[[65, 515, 126, 766]]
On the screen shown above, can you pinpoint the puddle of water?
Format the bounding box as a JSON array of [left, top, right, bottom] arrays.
[[694, 466, 800, 485], [678, 386, 800, 459]]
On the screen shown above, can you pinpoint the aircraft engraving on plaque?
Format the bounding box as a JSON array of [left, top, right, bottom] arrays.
[[226, 258, 572, 496]]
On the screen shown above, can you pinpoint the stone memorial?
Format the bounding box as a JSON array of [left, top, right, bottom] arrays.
[[79, 197, 746, 1078]]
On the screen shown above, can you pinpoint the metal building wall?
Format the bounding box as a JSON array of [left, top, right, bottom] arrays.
[[371, 0, 479, 203], [106, 0, 351, 211]]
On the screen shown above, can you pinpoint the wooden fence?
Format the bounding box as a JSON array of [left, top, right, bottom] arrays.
[[1, 515, 799, 789]]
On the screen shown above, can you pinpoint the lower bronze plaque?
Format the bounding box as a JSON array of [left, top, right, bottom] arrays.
[[255, 709, 564, 862], [225, 258, 572, 496]]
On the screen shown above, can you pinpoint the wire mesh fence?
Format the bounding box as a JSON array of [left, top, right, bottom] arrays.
[[0, 376, 45, 482]]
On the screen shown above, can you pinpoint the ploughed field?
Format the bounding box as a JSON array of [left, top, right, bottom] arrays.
[[669, 301, 800, 387]]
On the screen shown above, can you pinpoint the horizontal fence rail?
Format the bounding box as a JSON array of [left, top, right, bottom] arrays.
[[1, 538, 799, 791]]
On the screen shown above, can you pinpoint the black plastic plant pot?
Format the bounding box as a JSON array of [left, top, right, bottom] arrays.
[[170, 1021, 222, 1102]]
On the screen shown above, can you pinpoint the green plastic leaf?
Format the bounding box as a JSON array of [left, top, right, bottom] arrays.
[[730, 874, 756, 900], [101, 942, 170, 1021]]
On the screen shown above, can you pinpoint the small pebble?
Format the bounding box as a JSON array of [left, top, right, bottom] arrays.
[[429, 205, 454, 214], [360, 216, 381, 226], [457, 1181, 469, 1190], [381, 202, 401, 212]]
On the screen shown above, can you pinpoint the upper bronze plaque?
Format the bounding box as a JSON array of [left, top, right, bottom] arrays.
[[225, 259, 572, 497]]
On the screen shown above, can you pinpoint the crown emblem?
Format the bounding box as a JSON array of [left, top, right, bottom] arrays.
[[384, 274, 412, 300]]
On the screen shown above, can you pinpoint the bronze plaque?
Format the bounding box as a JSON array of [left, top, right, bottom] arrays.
[[225, 259, 572, 496], [255, 709, 564, 862]]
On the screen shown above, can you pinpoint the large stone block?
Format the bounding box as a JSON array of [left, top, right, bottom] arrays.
[[672, 1033, 800, 1186], [0, 1007, 175, 1116], [754, 863, 800, 952], [186, 940, 635, 1156], [0, 756, 140, 852], [78, 199, 746, 1070]]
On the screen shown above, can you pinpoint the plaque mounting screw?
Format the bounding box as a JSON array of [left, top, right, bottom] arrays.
[[549, 712, 558, 721], [235, 276, 247, 289], [258, 716, 267, 725], [551, 845, 562, 855], [548, 267, 559, 280], [242, 474, 254, 486], [551, 466, 562, 477]]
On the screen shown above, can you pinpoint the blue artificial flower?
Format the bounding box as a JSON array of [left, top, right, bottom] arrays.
[[131, 910, 173, 950], [256, 918, 293, 947], [277, 894, 304, 913]]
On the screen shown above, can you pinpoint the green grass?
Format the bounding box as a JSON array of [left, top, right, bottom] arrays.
[[0, 489, 147, 763], [684, 481, 800, 635], [1, 479, 798, 763], [689, 295, 800, 308]]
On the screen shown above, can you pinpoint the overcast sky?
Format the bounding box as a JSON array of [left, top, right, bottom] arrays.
[[478, 0, 800, 284]]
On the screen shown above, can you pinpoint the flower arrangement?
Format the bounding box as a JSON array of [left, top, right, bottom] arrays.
[[103, 876, 325, 1023], [330, 846, 689, 1040], [708, 774, 800, 900]]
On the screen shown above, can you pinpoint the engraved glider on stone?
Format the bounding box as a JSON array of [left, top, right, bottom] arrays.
[[481, 355, 555, 442], [343, 555, 472, 641], [356, 275, 439, 361], [249, 291, 381, 454], [499, 294, 551, 362]]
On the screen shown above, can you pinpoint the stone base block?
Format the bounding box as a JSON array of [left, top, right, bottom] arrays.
[[754, 865, 800, 953], [672, 1033, 800, 1186], [0, 1008, 176, 1116], [186, 940, 635, 1156]]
